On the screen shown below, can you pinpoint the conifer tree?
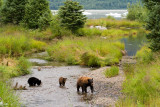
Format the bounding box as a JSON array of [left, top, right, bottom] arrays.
[[23, 0, 52, 29], [0, 0, 27, 24], [143, 0, 160, 51], [58, 0, 87, 32]]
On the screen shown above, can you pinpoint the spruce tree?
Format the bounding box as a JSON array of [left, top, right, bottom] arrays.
[[143, 0, 160, 51], [58, 0, 87, 32], [0, 0, 27, 24], [23, 0, 52, 29]]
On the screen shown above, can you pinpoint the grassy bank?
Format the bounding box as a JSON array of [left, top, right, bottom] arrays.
[[77, 27, 140, 38], [0, 81, 20, 107], [85, 18, 142, 29], [47, 37, 124, 67], [118, 46, 160, 106]]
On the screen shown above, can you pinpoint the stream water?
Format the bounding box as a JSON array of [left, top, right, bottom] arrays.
[[13, 66, 103, 107]]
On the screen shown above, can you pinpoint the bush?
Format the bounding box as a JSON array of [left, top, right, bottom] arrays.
[[50, 15, 72, 39], [17, 56, 31, 75], [127, 2, 148, 22], [136, 46, 153, 63], [104, 66, 119, 78], [47, 37, 124, 67], [81, 52, 101, 67]]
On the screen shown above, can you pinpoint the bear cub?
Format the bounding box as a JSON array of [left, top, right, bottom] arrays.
[[77, 77, 94, 93], [28, 77, 41, 87], [59, 77, 67, 87]]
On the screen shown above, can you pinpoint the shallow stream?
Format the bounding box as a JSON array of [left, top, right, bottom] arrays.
[[13, 66, 102, 107]]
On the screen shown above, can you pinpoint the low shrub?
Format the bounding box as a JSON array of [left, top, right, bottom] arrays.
[[104, 66, 119, 77], [136, 46, 153, 63], [17, 56, 31, 75], [47, 37, 124, 67]]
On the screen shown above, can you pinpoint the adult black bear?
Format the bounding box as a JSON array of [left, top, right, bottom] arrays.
[[59, 77, 67, 86], [77, 77, 94, 93], [28, 77, 41, 87]]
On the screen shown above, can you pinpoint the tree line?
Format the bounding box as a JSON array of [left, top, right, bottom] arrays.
[[49, 0, 137, 10]]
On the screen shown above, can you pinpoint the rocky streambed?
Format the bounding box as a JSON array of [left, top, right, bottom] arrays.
[[12, 65, 125, 107]]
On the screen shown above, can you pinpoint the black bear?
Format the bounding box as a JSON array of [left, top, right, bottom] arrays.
[[28, 77, 41, 87], [59, 77, 67, 87], [77, 77, 94, 93]]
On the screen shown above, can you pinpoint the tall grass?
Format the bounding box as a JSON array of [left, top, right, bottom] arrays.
[[85, 18, 142, 28], [0, 57, 31, 78], [77, 27, 139, 38], [118, 50, 160, 106], [0, 35, 46, 57], [136, 46, 153, 63], [104, 66, 119, 77], [47, 37, 124, 67], [0, 81, 20, 107]]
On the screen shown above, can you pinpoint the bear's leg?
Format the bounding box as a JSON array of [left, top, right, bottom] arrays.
[[29, 83, 33, 87], [33, 83, 36, 86], [84, 86, 87, 93], [62, 82, 65, 86], [59, 82, 61, 86], [82, 86, 85, 93], [77, 85, 80, 92], [90, 86, 94, 93]]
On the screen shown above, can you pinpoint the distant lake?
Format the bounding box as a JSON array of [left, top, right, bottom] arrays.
[[51, 10, 128, 19]]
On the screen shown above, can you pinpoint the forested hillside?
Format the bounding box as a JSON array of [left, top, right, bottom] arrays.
[[48, 0, 137, 10]]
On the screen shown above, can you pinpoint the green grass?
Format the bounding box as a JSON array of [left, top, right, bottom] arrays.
[[118, 50, 160, 106], [0, 35, 46, 57], [85, 18, 142, 28], [104, 66, 119, 77], [47, 37, 124, 67], [0, 81, 20, 107], [136, 46, 153, 63], [76, 27, 143, 39], [0, 57, 31, 78]]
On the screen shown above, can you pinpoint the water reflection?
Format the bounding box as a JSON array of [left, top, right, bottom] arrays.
[[121, 31, 147, 56]]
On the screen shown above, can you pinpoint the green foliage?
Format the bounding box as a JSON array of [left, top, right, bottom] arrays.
[[48, 0, 137, 10], [0, 35, 46, 57], [144, 1, 160, 51], [0, 0, 27, 24], [127, 2, 148, 22], [23, 0, 52, 29], [47, 37, 124, 67], [104, 66, 119, 78], [86, 18, 142, 29], [81, 52, 101, 67], [50, 15, 72, 39], [17, 56, 31, 75], [58, 0, 87, 32], [0, 81, 20, 107], [120, 54, 160, 106], [136, 46, 153, 63]]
